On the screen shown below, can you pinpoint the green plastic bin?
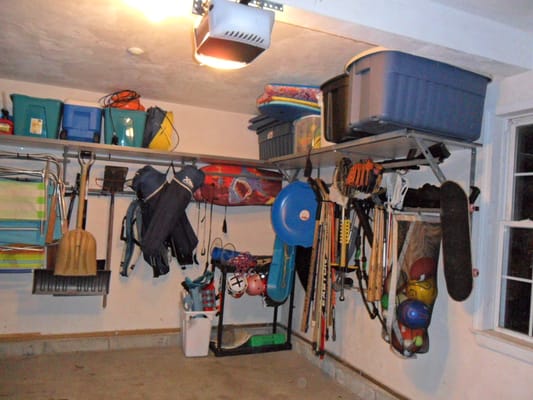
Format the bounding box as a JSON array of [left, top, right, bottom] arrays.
[[104, 108, 146, 147], [11, 94, 63, 139]]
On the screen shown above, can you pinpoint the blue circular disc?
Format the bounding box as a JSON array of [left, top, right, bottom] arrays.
[[271, 181, 318, 247]]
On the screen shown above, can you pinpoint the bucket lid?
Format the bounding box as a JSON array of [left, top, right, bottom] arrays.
[[64, 99, 102, 108], [344, 46, 390, 73], [271, 181, 317, 247]]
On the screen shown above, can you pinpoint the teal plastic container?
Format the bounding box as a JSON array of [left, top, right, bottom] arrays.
[[11, 94, 63, 139], [104, 108, 146, 147]]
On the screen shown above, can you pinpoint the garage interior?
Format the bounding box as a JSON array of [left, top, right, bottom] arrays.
[[1, 1, 533, 399]]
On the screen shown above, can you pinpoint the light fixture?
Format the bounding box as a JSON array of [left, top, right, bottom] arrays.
[[192, 0, 279, 70], [127, 47, 145, 56]]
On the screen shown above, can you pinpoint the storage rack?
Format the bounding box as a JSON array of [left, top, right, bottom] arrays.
[[209, 261, 295, 357], [0, 129, 481, 185], [269, 129, 481, 187], [0, 135, 267, 185]]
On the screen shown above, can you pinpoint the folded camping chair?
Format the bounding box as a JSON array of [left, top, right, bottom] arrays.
[[0, 167, 62, 271], [0, 152, 64, 273]]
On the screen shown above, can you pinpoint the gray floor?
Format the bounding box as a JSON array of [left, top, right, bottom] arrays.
[[0, 346, 362, 400]]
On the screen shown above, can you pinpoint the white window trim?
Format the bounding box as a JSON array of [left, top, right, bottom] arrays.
[[472, 113, 533, 364]]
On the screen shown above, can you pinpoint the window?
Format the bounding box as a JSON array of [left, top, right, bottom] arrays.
[[496, 121, 533, 339]]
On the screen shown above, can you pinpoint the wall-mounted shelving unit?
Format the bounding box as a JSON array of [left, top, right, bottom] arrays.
[[1, 129, 481, 185], [0, 135, 268, 169], [269, 130, 481, 186]]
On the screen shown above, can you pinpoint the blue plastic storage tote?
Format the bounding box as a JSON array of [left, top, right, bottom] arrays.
[[343, 49, 491, 142], [61, 100, 102, 143]]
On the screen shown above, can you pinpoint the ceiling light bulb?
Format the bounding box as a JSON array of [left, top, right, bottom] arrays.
[[194, 51, 248, 70]]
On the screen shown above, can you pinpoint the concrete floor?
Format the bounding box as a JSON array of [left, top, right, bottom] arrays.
[[0, 346, 363, 400]]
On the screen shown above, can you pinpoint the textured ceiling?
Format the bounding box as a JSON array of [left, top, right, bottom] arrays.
[[0, 0, 530, 115], [0, 0, 372, 115], [429, 0, 533, 32]]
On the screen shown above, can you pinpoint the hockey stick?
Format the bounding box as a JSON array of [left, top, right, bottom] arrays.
[[300, 178, 325, 333]]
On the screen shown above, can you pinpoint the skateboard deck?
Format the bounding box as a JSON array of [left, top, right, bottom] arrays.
[[440, 181, 473, 301]]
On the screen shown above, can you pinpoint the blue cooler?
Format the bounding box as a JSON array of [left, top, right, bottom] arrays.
[[343, 49, 491, 142], [61, 100, 102, 142], [11, 94, 63, 139]]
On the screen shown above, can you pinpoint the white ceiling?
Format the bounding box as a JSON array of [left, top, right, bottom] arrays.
[[1, 0, 532, 115], [430, 0, 533, 32]]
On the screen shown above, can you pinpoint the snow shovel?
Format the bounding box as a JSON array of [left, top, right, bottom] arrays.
[[101, 165, 128, 307], [54, 152, 97, 276]]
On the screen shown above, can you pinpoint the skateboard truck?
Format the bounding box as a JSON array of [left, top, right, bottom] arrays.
[[469, 186, 481, 212]]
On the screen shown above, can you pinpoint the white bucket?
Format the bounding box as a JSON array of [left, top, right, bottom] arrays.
[[181, 306, 216, 357]]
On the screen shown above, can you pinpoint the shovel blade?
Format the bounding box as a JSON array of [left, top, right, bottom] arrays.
[[54, 229, 97, 276]]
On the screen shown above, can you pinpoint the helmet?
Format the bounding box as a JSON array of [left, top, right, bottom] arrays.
[[227, 273, 247, 298], [396, 299, 432, 329], [406, 277, 438, 306], [409, 257, 437, 281], [246, 272, 266, 296]]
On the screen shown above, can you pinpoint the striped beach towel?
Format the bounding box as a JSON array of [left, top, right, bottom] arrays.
[[0, 179, 46, 221], [0, 245, 45, 270]]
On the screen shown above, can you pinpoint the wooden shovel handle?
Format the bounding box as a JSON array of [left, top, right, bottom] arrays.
[[76, 152, 95, 229]]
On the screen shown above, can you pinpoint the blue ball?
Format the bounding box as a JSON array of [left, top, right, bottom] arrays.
[[397, 299, 431, 329]]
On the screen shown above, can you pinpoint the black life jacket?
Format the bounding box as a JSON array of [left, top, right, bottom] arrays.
[[130, 165, 205, 277]]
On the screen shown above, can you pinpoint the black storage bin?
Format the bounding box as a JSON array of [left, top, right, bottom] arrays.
[[257, 122, 294, 160], [321, 74, 370, 143]]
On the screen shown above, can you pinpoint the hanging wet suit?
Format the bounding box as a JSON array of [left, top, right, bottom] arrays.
[[131, 164, 205, 277]]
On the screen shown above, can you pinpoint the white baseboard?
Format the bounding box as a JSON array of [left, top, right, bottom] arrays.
[[0, 329, 180, 358]]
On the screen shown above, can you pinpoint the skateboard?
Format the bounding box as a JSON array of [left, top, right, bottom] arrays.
[[440, 181, 473, 301]]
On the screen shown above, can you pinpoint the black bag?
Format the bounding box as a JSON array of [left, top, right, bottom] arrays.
[[143, 106, 179, 150]]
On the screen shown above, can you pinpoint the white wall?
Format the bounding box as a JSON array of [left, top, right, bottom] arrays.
[[0, 79, 277, 334]]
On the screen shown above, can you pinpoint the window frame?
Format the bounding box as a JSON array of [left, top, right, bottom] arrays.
[[473, 114, 533, 362], [493, 117, 533, 340]]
